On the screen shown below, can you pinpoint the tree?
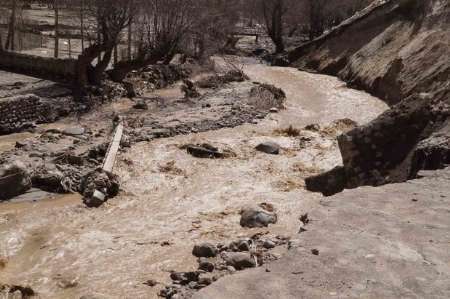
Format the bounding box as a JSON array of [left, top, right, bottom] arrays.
[[308, 0, 328, 40], [54, 0, 59, 58], [5, 0, 19, 51], [261, 0, 287, 53], [75, 0, 134, 87]]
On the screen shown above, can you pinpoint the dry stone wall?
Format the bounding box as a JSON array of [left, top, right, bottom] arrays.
[[0, 94, 55, 134]]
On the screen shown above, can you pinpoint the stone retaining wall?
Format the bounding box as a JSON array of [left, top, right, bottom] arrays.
[[0, 94, 55, 134], [0, 50, 76, 82]]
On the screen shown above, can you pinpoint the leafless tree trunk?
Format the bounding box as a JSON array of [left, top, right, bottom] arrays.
[[5, 0, 18, 51], [308, 0, 327, 40], [54, 0, 59, 58], [80, 0, 85, 51], [75, 0, 134, 87], [127, 0, 133, 61], [261, 0, 286, 54]]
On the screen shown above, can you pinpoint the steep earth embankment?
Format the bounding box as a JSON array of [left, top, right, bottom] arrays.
[[285, 0, 450, 195], [286, 0, 449, 105]]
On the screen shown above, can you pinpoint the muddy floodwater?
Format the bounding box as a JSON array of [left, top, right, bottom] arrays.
[[0, 61, 388, 298]]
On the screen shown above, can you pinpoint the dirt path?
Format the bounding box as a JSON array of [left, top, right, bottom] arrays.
[[0, 63, 388, 298]]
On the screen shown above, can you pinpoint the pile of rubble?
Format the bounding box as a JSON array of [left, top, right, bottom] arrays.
[[123, 65, 190, 97], [159, 234, 289, 298], [196, 70, 249, 89]]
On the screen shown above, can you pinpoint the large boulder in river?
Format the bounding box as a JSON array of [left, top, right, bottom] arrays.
[[0, 162, 32, 201]]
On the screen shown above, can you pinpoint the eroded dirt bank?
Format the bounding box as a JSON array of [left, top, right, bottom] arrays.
[[0, 61, 387, 298], [285, 0, 450, 105]]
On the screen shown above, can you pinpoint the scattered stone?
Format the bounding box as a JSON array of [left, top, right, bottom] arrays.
[[196, 70, 249, 89], [133, 99, 148, 110], [186, 144, 224, 159], [255, 142, 280, 155], [0, 161, 32, 201], [198, 258, 215, 272], [170, 271, 200, 285], [192, 243, 218, 258], [0, 284, 36, 298], [240, 208, 277, 228], [181, 79, 200, 98], [80, 169, 120, 207], [62, 127, 85, 136], [222, 252, 256, 270], [159, 285, 179, 298], [197, 274, 213, 286], [269, 107, 279, 113], [263, 240, 276, 249], [143, 279, 158, 287], [311, 249, 320, 255], [229, 239, 252, 252]]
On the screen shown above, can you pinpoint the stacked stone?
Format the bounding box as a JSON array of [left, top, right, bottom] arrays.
[[0, 94, 52, 134]]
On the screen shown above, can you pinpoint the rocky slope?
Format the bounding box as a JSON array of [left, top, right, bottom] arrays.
[[283, 0, 450, 195]]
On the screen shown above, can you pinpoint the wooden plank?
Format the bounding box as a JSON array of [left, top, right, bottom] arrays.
[[102, 123, 123, 173]]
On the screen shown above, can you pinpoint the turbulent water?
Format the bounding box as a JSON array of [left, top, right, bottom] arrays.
[[0, 61, 388, 298]]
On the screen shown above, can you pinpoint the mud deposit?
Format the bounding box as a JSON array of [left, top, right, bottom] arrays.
[[0, 61, 387, 298]]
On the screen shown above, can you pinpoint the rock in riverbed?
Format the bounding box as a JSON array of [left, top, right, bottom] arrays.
[[80, 169, 120, 207], [192, 243, 218, 258], [222, 252, 256, 270], [133, 99, 148, 110], [255, 142, 280, 155], [0, 162, 32, 201], [62, 126, 85, 136], [240, 208, 278, 228], [186, 144, 225, 159]]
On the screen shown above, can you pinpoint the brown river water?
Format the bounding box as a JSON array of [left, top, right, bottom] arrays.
[[0, 60, 388, 298]]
